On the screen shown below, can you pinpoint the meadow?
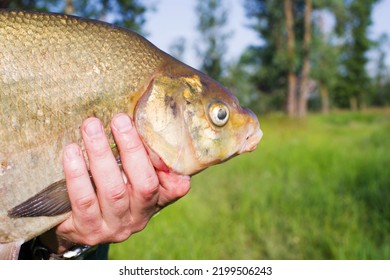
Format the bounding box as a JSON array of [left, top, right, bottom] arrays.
[[110, 109, 390, 259]]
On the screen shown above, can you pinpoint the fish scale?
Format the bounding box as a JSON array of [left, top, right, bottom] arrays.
[[1, 11, 160, 149], [0, 11, 166, 250]]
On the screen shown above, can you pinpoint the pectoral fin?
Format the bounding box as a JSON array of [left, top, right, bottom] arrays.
[[7, 159, 123, 218], [0, 240, 24, 260], [7, 179, 71, 218]]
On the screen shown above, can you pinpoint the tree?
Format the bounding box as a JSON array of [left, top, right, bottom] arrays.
[[245, 0, 306, 115], [0, 0, 51, 9], [371, 34, 390, 106], [224, 51, 262, 112], [298, 0, 312, 117], [310, 9, 340, 114], [68, 0, 148, 33], [244, 0, 288, 112], [195, 0, 230, 81], [334, 0, 379, 110]]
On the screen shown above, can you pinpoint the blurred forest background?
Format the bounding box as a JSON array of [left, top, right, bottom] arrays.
[[2, 0, 389, 259]]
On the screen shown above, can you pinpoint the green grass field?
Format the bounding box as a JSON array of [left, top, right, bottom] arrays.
[[109, 109, 390, 260]]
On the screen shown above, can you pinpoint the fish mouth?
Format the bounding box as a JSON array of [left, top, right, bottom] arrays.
[[238, 108, 263, 154], [238, 128, 263, 154]]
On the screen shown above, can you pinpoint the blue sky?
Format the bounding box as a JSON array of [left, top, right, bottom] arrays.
[[144, 0, 390, 69]]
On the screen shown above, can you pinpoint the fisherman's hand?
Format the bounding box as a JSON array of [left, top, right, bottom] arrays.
[[41, 113, 191, 254]]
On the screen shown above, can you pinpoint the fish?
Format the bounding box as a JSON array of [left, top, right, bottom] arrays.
[[0, 10, 262, 259]]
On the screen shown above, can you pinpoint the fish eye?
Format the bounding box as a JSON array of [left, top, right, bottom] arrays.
[[209, 103, 229, 127]]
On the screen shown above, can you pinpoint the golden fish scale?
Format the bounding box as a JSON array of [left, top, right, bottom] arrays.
[[0, 10, 163, 150]]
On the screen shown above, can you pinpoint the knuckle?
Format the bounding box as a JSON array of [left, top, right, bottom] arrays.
[[122, 138, 144, 154], [104, 185, 129, 212], [87, 141, 111, 159], [132, 220, 148, 234], [67, 161, 86, 179], [73, 194, 97, 213], [111, 228, 132, 243], [173, 182, 191, 199], [63, 149, 86, 179], [134, 220, 149, 232], [107, 183, 127, 203], [138, 174, 159, 199], [144, 173, 159, 189]]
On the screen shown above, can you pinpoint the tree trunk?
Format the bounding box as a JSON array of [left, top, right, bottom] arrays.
[[287, 73, 297, 116], [350, 96, 358, 111], [298, 0, 312, 117], [284, 0, 297, 117], [64, 0, 74, 15], [319, 83, 330, 114]]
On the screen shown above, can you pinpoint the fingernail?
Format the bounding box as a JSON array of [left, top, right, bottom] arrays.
[[113, 114, 133, 133], [84, 119, 103, 137], [65, 144, 80, 160]]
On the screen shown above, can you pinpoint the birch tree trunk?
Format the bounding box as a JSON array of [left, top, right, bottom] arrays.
[[284, 0, 297, 117], [298, 0, 312, 117]]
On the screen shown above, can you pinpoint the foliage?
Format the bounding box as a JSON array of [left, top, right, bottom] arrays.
[[371, 34, 390, 106], [223, 58, 261, 111], [110, 109, 390, 259], [0, 0, 149, 34], [243, 0, 291, 96], [68, 0, 148, 33], [194, 0, 230, 81], [333, 0, 379, 109], [309, 9, 340, 112], [0, 0, 53, 10]]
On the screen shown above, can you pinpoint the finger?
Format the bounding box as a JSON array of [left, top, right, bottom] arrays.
[[58, 143, 101, 243], [81, 117, 130, 228], [157, 171, 191, 208], [111, 114, 159, 225]]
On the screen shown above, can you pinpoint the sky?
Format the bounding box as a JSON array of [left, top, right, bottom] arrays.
[[143, 0, 390, 69]]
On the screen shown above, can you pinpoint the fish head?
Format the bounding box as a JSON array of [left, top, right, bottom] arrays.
[[134, 73, 263, 176]]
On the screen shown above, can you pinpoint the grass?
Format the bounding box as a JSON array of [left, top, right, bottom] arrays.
[[109, 109, 390, 259]]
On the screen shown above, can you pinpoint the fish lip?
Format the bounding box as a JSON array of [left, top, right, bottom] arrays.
[[237, 107, 263, 154], [238, 128, 263, 154], [221, 126, 263, 163]]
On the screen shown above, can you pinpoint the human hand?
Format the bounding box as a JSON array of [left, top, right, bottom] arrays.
[[41, 113, 191, 254]]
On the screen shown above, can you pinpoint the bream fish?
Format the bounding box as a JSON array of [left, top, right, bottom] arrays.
[[0, 10, 262, 259]]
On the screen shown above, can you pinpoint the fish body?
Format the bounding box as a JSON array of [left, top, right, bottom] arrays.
[[0, 10, 262, 259]]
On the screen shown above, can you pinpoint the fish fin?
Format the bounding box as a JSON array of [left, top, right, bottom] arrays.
[[7, 179, 71, 218], [7, 160, 123, 218], [0, 240, 24, 260]]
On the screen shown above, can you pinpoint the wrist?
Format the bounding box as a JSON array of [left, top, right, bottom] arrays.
[[28, 229, 96, 259]]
